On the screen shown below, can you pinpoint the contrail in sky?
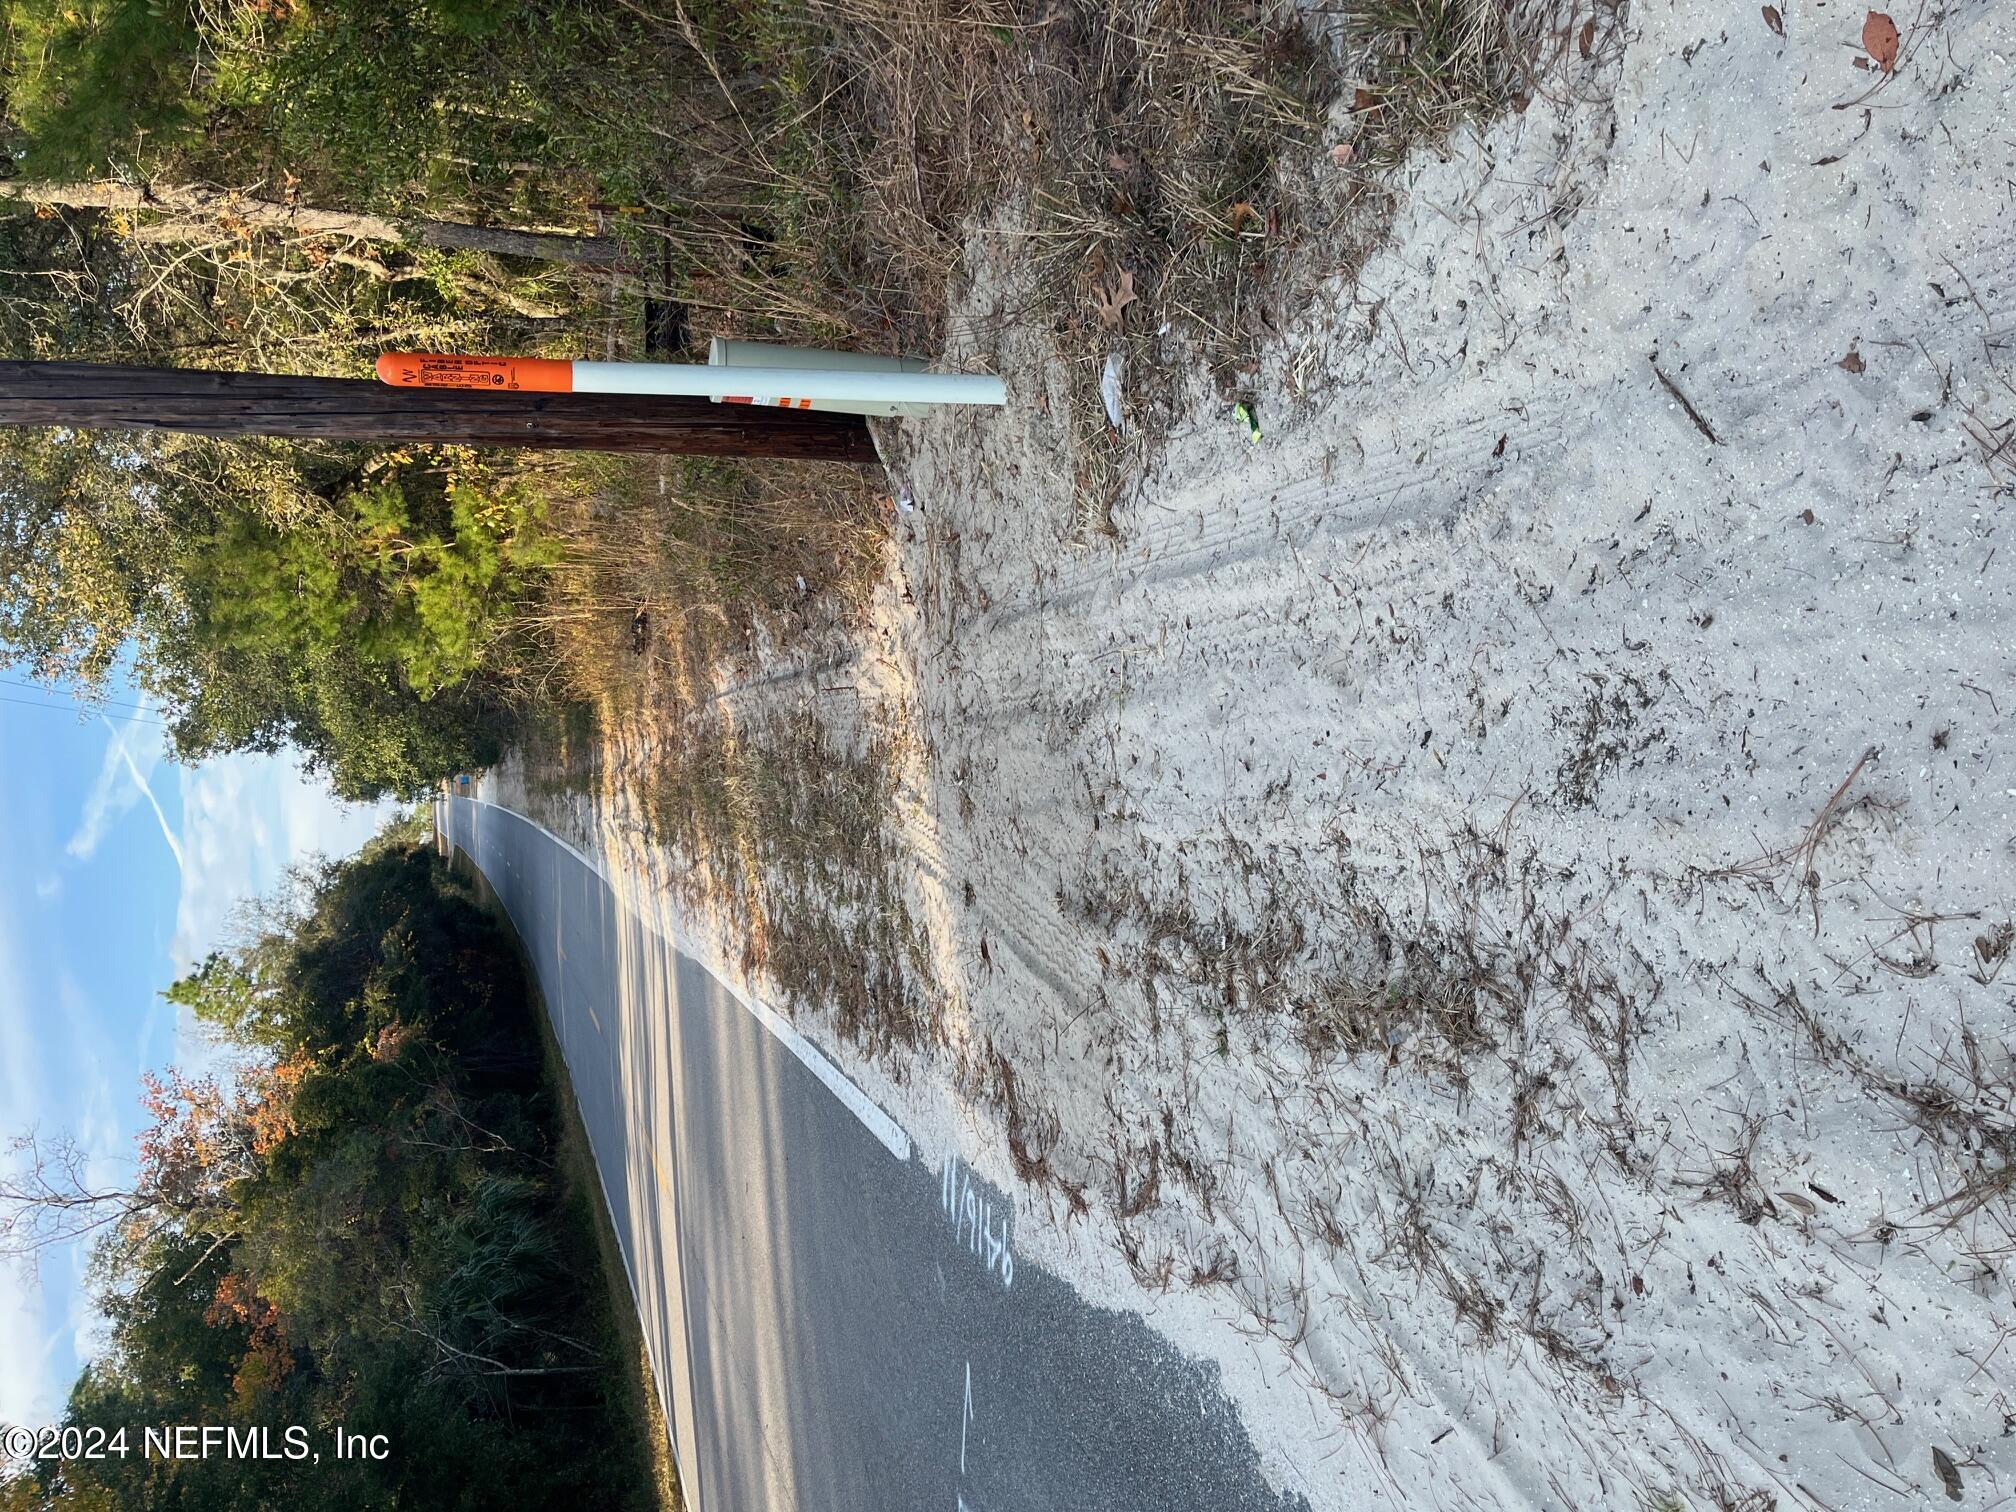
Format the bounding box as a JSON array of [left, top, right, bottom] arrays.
[[102, 716, 184, 872]]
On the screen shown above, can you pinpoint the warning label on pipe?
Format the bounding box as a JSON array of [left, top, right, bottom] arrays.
[[376, 354, 573, 393]]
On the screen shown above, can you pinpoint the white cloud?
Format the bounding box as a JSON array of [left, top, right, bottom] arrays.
[[0, 913, 41, 1133], [167, 751, 391, 1071], [64, 715, 176, 868], [0, 746, 395, 1421], [57, 977, 122, 1188], [0, 918, 60, 1431], [0, 732, 396, 1436], [64, 740, 143, 863], [0, 1285, 61, 1431], [171, 750, 395, 977], [276, 766, 396, 873], [107, 725, 183, 872], [56, 978, 123, 1383], [170, 758, 253, 975]]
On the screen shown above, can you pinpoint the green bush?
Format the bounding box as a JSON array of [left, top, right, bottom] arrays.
[[1, 0, 207, 174]]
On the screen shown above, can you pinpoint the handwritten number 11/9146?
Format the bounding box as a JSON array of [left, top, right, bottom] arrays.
[[941, 1156, 1013, 1288]]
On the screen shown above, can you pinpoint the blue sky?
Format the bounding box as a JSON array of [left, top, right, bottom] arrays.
[[0, 671, 394, 1430]]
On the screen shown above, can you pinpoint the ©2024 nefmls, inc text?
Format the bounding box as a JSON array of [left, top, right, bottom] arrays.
[[1, 1422, 391, 1466]]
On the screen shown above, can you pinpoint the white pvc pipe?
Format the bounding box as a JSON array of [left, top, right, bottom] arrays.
[[573, 361, 1004, 407], [708, 337, 933, 418], [378, 349, 1003, 412]]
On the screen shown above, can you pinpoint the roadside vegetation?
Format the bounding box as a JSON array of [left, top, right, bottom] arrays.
[[0, 824, 677, 1511], [642, 706, 938, 1056], [0, 0, 1524, 798]]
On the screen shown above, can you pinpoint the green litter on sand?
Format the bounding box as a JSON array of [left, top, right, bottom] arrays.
[[1234, 401, 1261, 443]]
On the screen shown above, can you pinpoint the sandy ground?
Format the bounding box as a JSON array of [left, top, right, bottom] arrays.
[[498, 0, 2016, 1506]]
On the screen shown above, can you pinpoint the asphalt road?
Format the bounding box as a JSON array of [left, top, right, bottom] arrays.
[[438, 795, 1310, 1512]]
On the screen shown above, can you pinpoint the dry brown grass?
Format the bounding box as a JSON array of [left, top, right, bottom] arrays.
[[653, 1, 1332, 343], [1336, 0, 1602, 165], [613, 2, 1345, 534], [512, 0, 1588, 720], [1732, 977, 2016, 1242], [639, 704, 940, 1057], [1069, 808, 1575, 1078], [526, 452, 889, 709]]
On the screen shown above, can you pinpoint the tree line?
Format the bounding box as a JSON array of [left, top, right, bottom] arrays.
[[0, 0, 684, 796], [0, 828, 666, 1511]]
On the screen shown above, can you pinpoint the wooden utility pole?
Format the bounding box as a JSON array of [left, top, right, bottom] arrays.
[[0, 361, 878, 463]]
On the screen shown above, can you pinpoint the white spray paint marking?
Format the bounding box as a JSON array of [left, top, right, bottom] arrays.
[[960, 1361, 974, 1476], [940, 1153, 1014, 1287], [439, 796, 910, 1160], [954, 1361, 989, 1511]]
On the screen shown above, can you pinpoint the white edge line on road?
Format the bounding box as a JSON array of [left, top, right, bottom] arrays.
[[440, 795, 912, 1162]]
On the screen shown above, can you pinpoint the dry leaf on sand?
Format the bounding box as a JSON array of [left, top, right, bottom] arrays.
[[1093, 267, 1137, 329], [1862, 10, 1899, 73]]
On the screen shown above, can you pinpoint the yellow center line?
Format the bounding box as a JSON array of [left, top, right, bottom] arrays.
[[649, 1146, 672, 1204]]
